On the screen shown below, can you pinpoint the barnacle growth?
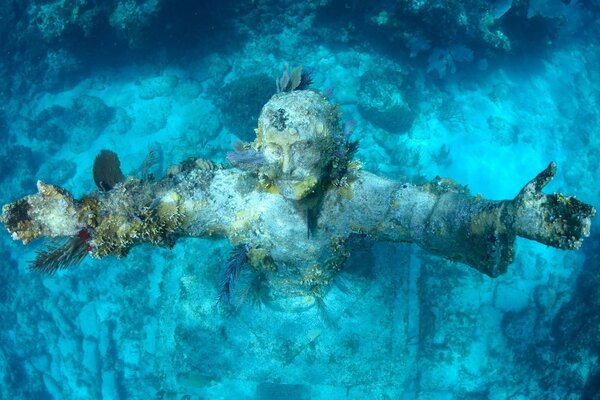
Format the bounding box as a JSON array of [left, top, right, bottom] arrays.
[[89, 184, 187, 258]]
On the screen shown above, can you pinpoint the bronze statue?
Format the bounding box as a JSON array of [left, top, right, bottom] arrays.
[[1, 90, 595, 298]]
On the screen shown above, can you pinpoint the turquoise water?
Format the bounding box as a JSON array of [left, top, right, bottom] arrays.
[[1, 1, 599, 398]]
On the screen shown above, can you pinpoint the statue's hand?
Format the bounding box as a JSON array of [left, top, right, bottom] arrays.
[[1, 181, 85, 244], [512, 162, 596, 250]]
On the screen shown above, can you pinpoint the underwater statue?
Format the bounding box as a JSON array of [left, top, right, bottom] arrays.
[[1, 90, 596, 298]]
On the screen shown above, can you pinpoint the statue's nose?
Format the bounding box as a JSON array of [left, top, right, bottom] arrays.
[[281, 151, 292, 174]]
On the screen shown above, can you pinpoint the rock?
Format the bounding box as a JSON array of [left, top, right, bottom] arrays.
[[494, 283, 529, 312], [139, 75, 179, 100]]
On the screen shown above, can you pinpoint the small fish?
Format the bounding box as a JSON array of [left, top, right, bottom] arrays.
[[343, 119, 356, 137], [226, 149, 266, 170]]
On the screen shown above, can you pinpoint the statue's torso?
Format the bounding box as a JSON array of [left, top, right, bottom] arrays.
[[229, 185, 351, 296], [185, 170, 354, 296], [179, 168, 397, 296]]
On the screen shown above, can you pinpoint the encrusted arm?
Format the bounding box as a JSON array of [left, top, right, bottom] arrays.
[[376, 163, 595, 277], [0, 159, 241, 273], [1, 174, 193, 272]]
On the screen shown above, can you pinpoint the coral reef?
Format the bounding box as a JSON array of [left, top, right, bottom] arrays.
[[357, 66, 416, 133], [217, 73, 276, 142], [315, 0, 565, 76]]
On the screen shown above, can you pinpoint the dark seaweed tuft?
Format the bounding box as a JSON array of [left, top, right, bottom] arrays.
[[30, 233, 89, 274], [347, 139, 359, 159], [297, 70, 313, 90], [216, 244, 249, 305]]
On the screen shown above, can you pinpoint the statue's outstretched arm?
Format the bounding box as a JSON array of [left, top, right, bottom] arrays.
[[0, 163, 232, 273], [355, 163, 595, 277], [1, 158, 594, 278]]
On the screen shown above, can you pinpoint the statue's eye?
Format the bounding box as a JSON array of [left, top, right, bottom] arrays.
[[292, 140, 313, 153], [293, 140, 319, 158], [264, 144, 282, 159]]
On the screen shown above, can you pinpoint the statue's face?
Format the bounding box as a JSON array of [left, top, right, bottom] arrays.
[[255, 90, 342, 200], [262, 126, 325, 200]]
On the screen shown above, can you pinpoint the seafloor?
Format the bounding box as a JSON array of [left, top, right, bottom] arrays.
[[0, 1, 599, 399]]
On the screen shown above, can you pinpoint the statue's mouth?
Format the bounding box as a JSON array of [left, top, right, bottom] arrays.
[[277, 178, 302, 183]]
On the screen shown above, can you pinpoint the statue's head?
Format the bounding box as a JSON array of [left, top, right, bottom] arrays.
[[253, 90, 355, 200]]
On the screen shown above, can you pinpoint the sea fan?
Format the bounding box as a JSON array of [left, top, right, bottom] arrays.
[[276, 64, 313, 92], [216, 244, 249, 305], [93, 149, 125, 191]]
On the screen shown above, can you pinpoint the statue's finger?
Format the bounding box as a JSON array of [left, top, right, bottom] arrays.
[[530, 161, 557, 192], [515, 161, 557, 201]]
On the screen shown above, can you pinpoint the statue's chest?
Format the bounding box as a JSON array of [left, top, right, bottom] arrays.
[[231, 197, 347, 295], [236, 201, 325, 258]]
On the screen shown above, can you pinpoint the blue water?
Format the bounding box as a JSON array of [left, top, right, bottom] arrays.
[[1, 1, 599, 399]]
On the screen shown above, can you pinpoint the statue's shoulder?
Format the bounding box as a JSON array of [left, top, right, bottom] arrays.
[[324, 170, 400, 213], [172, 163, 260, 204], [210, 169, 256, 193], [322, 170, 379, 203], [346, 170, 396, 193], [210, 169, 286, 206]]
